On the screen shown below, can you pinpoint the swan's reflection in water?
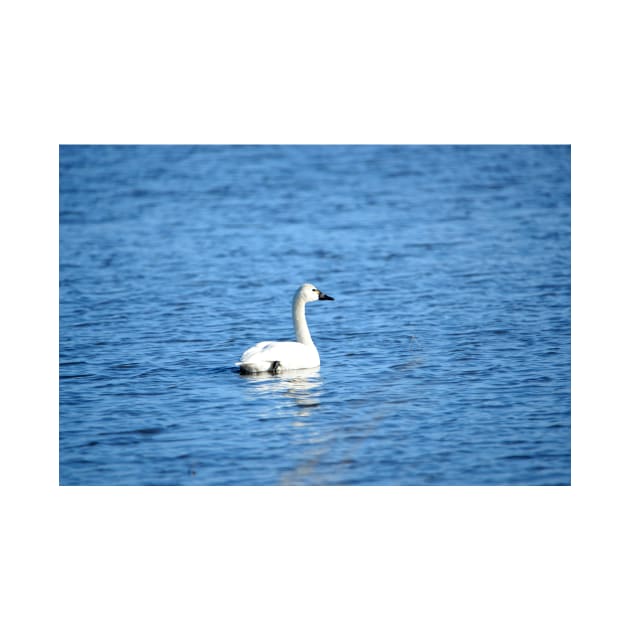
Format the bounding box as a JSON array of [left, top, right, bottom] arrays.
[[240, 367, 322, 418], [241, 368, 333, 483]]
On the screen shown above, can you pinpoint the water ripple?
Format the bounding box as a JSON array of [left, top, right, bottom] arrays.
[[60, 145, 570, 485]]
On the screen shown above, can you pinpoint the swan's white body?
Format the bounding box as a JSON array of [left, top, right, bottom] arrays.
[[237, 283, 334, 374]]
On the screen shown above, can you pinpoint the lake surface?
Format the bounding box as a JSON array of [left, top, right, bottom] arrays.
[[59, 145, 570, 485]]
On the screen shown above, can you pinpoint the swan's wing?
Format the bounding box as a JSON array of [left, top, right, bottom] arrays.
[[239, 341, 298, 364], [239, 341, 278, 363], [237, 341, 318, 373]]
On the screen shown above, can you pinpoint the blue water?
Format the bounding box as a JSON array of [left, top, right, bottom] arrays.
[[59, 145, 570, 485]]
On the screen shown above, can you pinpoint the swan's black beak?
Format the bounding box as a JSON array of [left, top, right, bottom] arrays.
[[318, 291, 334, 301]]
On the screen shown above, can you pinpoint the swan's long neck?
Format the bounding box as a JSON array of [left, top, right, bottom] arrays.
[[292, 295, 314, 346]]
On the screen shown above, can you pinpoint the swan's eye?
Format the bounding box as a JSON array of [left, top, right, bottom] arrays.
[[312, 288, 317, 292]]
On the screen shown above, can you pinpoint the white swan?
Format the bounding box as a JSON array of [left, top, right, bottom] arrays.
[[236, 283, 334, 374]]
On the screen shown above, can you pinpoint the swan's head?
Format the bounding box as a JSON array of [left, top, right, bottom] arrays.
[[296, 283, 335, 303]]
